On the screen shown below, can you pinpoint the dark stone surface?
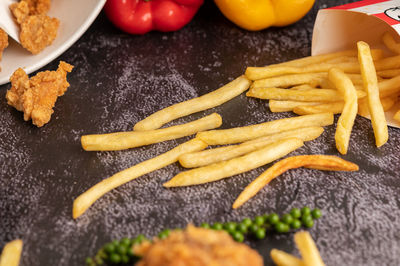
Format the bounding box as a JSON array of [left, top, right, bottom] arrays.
[[1, 1, 400, 265]]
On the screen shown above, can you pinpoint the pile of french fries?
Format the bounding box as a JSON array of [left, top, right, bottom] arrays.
[[271, 231, 325, 266], [71, 34, 400, 220]]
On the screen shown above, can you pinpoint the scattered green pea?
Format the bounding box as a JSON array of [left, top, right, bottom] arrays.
[[301, 214, 313, 225], [121, 255, 130, 264], [254, 215, 265, 226], [116, 245, 128, 256], [224, 222, 237, 232], [255, 228, 266, 239], [201, 223, 210, 229], [109, 253, 121, 264], [290, 208, 301, 219], [290, 219, 302, 229], [241, 218, 252, 228], [303, 218, 314, 228], [85, 257, 94, 265], [231, 231, 244, 242], [120, 237, 131, 247], [249, 224, 259, 234], [301, 206, 311, 216], [104, 242, 115, 254], [268, 213, 280, 225], [212, 222, 223, 230], [311, 208, 322, 219], [275, 222, 290, 233], [281, 213, 293, 225], [158, 229, 170, 239], [135, 234, 146, 244], [237, 223, 248, 234]]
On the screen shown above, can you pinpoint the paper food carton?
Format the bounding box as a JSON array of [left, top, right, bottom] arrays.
[[312, 0, 400, 128]]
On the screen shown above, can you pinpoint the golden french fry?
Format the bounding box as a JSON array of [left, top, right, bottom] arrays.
[[269, 100, 323, 112], [358, 41, 388, 147], [270, 249, 304, 266], [329, 68, 358, 154], [196, 113, 333, 145], [73, 138, 208, 218], [247, 87, 366, 102], [179, 127, 324, 168], [293, 101, 344, 115], [133, 76, 251, 131], [376, 69, 400, 78], [294, 231, 325, 266], [232, 155, 358, 209], [245, 49, 383, 80], [163, 138, 304, 187], [358, 97, 396, 117], [289, 84, 317, 90], [81, 113, 221, 151], [252, 73, 326, 89], [382, 32, 400, 54], [0, 239, 23, 266], [394, 109, 400, 123], [376, 75, 400, 97], [325, 56, 358, 64]]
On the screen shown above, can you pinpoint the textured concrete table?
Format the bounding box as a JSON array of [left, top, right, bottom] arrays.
[[1, 1, 399, 265]]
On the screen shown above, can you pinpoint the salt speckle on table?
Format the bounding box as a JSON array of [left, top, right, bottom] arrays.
[[1, 1, 400, 266]]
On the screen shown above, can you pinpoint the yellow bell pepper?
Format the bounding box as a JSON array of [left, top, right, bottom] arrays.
[[214, 0, 315, 31]]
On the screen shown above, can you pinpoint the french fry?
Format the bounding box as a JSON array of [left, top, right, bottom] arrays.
[[81, 113, 222, 151], [358, 97, 396, 117], [377, 69, 400, 78], [294, 231, 325, 266], [163, 138, 304, 187], [382, 32, 400, 54], [0, 239, 23, 266], [329, 68, 358, 154], [269, 100, 323, 112], [252, 73, 326, 89], [325, 56, 358, 64], [270, 249, 304, 266], [133, 76, 251, 131], [179, 127, 324, 168], [232, 155, 358, 209], [358, 41, 388, 147], [73, 138, 208, 218], [246, 49, 383, 80], [196, 113, 334, 145], [293, 101, 344, 115], [289, 84, 317, 90], [394, 109, 400, 123], [247, 87, 366, 102], [376, 75, 400, 97]]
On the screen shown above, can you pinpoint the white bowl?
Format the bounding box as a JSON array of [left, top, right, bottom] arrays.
[[0, 0, 106, 85]]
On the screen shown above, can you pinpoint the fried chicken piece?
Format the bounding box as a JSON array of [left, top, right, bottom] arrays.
[[10, 0, 59, 55], [6, 61, 74, 127], [23, 0, 51, 15], [134, 225, 263, 266], [0, 28, 9, 64]]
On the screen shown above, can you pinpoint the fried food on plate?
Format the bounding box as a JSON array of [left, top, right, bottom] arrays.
[[81, 113, 222, 151], [294, 231, 325, 266], [270, 249, 304, 266], [0, 239, 23, 266], [133, 76, 251, 131], [196, 113, 333, 145], [134, 225, 263, 266], [232, 155, 358, 209], [269, 100, 323, 112], [293, 101, 344, 115], [179, 127, 323, 168], [73, 139, 207, 218], [6, 61, 74, 127], [164, 138, 304, 187], [10, 0, 59, 54], [0, 29, 8, 70], [24, 0, 51, 15], [358, 41, 388, 147]]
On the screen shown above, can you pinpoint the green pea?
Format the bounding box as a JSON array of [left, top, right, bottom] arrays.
[[290, 208, 301, 219], [249, 224, 259, 234], [237, 223, 248, 234], [94, 256, 103, 265], [85, 257, 94, 265], [201, 223, 210, 229], [290, 219, 302, 229], [311, 208, 322, 219], [281, 214, 293, 225], [255, 228, 266, 239], [120, 237, 131, 247], [109, 253, 121, 264], [254, 216, 265, 226], [116, 245, 128, 255], [224, 222, 237, 232], [212, 222, 223, 230], [303, 218, 314, 228], [121, 254, 130, 264], [275, 222, 290, 233], [135, 234, 146, 244], [127, 248, 135, 257], [301, 214, 313, 225], [301, 206, 311, 216], [241, 218, 252, 228], [268, 213, 280, 225], [231, 231, 244, 242], [104, 242, 115, 254], [158, 229, 170, 240]]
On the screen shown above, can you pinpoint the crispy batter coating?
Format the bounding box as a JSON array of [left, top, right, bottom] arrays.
[[10, 0, 59, 54], [6, 61, 74, 127], [134, 225, 263, 266], [0, 28, 9, 63]]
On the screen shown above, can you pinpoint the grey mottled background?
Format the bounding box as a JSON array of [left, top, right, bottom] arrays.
[[1, 1, 400, 265]]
